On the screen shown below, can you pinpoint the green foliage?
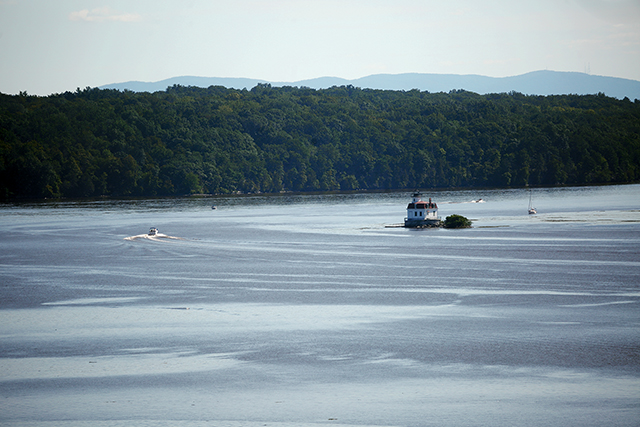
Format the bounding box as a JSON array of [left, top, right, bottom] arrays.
[[1, 85, 639, 199], [444, 214, 472, 229]]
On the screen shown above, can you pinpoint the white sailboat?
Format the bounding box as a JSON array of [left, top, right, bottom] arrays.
[[528, 191, 537, 215]]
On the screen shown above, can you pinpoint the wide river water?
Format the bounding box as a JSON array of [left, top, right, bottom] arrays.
[[1, 185, 639, 427]]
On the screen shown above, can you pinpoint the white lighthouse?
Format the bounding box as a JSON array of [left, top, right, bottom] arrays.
[[404, 191, 440, 227]]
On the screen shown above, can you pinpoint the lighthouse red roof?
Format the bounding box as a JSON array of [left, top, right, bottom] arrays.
[[407, 201, 438, 209]]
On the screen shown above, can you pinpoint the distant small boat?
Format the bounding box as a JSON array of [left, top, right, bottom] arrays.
[[148, 227, 158, 236], [528, 191, 537, 215], [212, 205, 217, 210]]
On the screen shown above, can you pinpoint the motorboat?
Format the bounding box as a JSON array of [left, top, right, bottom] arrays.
[[148, 227, 159, 236]]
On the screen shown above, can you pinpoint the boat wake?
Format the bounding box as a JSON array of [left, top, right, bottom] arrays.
[[124, 233, 184, 241], [447, 199, 486, 204]]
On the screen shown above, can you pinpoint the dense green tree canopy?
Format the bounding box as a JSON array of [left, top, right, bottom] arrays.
[[1, 85, 639, 199], [444, 214, 473, 229]]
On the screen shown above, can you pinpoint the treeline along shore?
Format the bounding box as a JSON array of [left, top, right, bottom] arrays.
[[1, 84, 639, 199]]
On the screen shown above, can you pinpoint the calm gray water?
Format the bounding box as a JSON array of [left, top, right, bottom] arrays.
[[1, 185, 639, 427]]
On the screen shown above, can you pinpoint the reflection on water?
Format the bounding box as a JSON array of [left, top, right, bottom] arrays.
[[3, 183, 634, 210], [1, 184, 639, 427]]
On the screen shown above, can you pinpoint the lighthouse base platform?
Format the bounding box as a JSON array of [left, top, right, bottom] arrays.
[[404, 218, 442, 228]]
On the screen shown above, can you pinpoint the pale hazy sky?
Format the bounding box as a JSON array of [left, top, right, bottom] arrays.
[[1, 0, 639, 95]]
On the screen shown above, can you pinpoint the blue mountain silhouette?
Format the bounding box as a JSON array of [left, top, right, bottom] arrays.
[[100, 70, 640, 100]]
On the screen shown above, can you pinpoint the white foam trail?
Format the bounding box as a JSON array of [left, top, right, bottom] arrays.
[[124, 233, 184, 241], [443, 199, 485, 204]]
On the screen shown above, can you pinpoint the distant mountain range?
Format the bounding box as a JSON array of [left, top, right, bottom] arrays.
[[100, 70, 640, 100]]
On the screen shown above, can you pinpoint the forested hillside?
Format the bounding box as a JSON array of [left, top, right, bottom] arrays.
[[1, 84, 639, 199]]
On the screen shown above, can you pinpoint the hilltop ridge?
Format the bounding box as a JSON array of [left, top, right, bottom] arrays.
[[100, 70, 640, 100], [2, 85, 638, 199]]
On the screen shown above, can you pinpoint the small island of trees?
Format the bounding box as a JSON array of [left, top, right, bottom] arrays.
[[443, 214, 473, 229]]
